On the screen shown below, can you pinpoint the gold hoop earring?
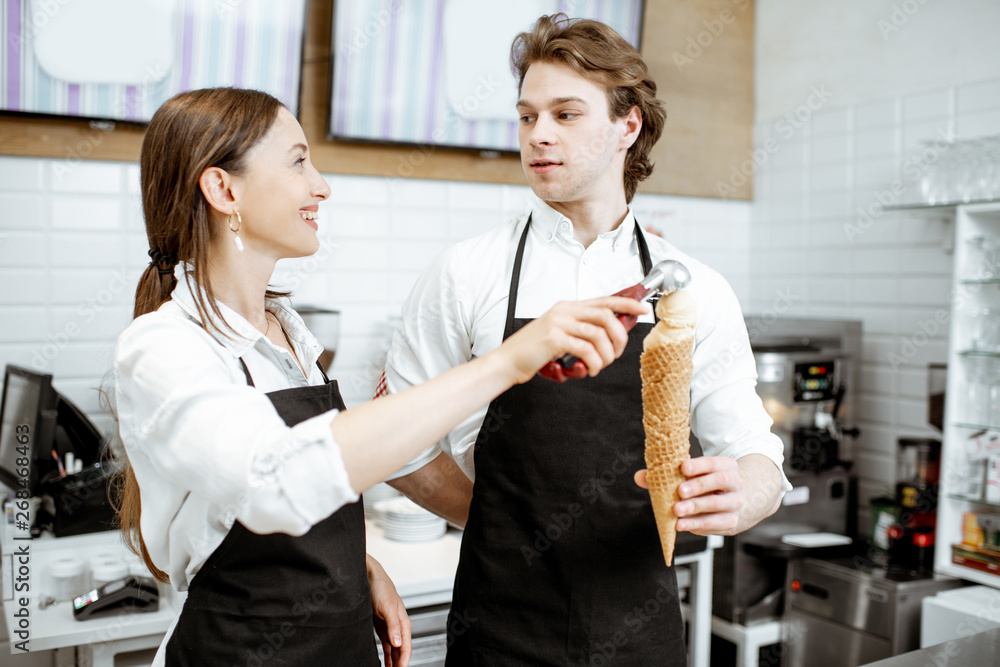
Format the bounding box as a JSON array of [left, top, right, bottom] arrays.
[[229, 211, 244, 252]]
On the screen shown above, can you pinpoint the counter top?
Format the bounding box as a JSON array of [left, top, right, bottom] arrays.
[[1, 520, 463, 654], [862, 627, 1000, 667], [4, 519, 715, 658], [1, 527, 183, 654]]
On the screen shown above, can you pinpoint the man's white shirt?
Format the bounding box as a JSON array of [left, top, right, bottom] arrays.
[[385, 198, 791, 490]]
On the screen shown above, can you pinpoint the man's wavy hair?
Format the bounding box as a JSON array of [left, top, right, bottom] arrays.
[[511, 14, 666, 203]]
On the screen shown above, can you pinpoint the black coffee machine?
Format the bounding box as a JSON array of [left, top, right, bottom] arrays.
[[755, 344, 861, 475], [712, 317, 862, 625], [789, 368, 860, 473]]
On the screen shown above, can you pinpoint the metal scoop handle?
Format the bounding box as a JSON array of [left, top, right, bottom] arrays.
[[539, 260, 691, 382]]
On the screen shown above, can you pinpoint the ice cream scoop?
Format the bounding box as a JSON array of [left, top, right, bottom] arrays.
[[539, 260, 692, 383]]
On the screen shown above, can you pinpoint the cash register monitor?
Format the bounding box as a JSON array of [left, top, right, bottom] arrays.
[[0, 365, 103, 496], [0, 365, 55, 494]]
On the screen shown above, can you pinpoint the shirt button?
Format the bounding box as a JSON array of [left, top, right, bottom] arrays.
[[560, 221, 570, 231], [547, 233, 554, 241]]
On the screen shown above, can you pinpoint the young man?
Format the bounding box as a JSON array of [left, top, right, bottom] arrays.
[[382, 15, 789, 665]]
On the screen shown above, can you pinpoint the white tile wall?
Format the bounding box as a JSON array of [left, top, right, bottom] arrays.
[[750, 75, 1000, 525], [0, 160, 752, 437]]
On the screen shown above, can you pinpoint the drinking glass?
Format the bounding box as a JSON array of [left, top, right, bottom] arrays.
[[917, 134, 1000, 204], [992, 370, 1000, 428], [966, 357, 995, 425], [935, 144, 955, 205], [920, 138, 951, 205], [985, 135, 1000, 201], [956, 140, 979, 203], [920, 160, 940, 205], [985, 236, 1000, 279], [963, 236, 988, 279], [968, 308, 1000, 352]]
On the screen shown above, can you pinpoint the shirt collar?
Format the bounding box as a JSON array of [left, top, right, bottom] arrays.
[[530, 197, 637, 251], [166, 263, 324, 365]]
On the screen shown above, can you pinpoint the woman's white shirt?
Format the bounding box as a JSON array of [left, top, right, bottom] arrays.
[[113, 265, 356, 592]]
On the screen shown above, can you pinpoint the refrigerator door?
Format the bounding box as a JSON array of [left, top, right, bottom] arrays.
[[936, 203, 1000, 590], [920, 585, 1000, 648]]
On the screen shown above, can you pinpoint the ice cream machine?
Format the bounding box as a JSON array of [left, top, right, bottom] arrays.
[[712, 317, 863, 625]]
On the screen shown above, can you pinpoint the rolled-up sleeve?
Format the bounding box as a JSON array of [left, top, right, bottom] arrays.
[[115, 314, 358, 537], [689, 275, 793, 492]]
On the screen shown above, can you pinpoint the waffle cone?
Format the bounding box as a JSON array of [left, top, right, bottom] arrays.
[[641, 291, 697, 567]]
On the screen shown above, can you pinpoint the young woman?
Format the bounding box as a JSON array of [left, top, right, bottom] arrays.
[[112, 87, 644, 667]]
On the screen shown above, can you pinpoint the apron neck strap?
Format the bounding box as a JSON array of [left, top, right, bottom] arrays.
[[635, 221, 653, 276], [183, 309, 332, 388], [236, 358, 330, 388], [503, 214, 533, 340], [238, 358, 255, 387], [315, 361, 331, 384], [504, 212, 653, 340]]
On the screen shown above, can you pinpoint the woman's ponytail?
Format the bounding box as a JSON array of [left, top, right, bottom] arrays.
[[114, 88, 284, 584], [133, 249, 178, 318]]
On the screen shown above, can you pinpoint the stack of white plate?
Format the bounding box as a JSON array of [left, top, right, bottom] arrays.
[[363, 483, 401, 520], [372, 497, 447, 542]]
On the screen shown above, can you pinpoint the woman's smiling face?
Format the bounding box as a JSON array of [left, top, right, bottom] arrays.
[[229, 106, 331, 260]]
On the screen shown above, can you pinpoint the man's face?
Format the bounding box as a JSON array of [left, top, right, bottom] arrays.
[[516, 61, 631, 206]]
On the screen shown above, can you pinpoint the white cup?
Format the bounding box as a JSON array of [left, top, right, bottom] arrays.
[[48, 557, 87, 602], [91, 556, 129, 590]]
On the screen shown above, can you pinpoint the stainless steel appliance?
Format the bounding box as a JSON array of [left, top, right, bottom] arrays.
[[712, 466, 853, 625], [297, 305, 340, 372], [746, 317, 862, 471], [782, 557, 965, 667], [712, 317, 862, 625]]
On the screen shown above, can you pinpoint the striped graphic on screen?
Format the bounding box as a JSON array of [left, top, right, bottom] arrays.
[[329, 0, 644, 153], [0, 0, 305, 123]]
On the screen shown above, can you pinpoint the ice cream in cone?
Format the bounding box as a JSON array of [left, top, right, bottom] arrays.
[[640, 290, 697, 566]]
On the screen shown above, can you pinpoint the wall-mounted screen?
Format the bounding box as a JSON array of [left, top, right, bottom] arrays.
[[1, 0, 308, 124], [328, 0, 645, 154]]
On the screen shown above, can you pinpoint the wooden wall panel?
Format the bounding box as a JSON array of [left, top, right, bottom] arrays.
[[0, 0, 753, 200], [642, 0, 755, 200]]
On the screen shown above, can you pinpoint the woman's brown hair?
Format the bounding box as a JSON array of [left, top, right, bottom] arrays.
[[116, 87, 284, 582], [511, 14, 666, 203]]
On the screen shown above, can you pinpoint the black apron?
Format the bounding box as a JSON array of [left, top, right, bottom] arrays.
[[446, 217, 702, 666], [165, 359, 377, 666]]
